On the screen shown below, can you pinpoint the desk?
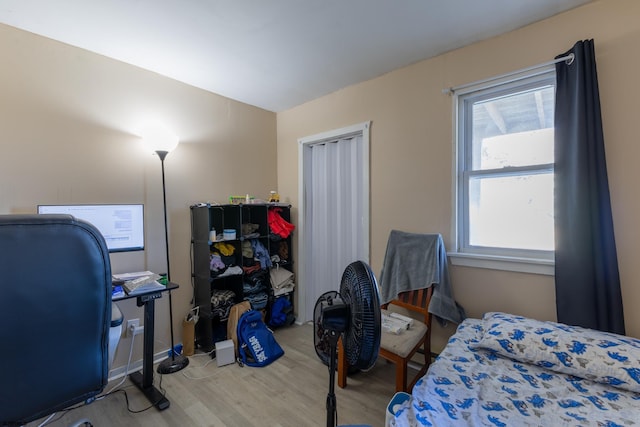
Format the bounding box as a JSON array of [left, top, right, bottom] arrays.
[[113, 282, 178, 411]]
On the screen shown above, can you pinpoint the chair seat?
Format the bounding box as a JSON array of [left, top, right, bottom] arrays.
[[380, 309, 428, 358]]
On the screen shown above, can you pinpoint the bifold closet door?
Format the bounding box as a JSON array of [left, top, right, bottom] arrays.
[[301, 131, 368, 322]]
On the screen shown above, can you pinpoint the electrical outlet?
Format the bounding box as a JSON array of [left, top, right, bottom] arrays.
[[126, 319, 139, 337]]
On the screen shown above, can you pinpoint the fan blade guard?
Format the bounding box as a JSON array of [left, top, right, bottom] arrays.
[[339, 260, 381, 371]]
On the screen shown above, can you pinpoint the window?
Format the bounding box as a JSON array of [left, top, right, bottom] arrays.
[[453, 70, 555, 273]]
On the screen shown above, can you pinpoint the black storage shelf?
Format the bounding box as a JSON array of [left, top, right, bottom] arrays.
[[191, 203, 294, 352]]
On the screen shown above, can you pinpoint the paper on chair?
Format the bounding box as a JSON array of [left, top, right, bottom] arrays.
[[382, 313, 408, 335], [388, 311, 415, 328]]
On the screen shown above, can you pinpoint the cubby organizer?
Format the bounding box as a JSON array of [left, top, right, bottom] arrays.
[[190, 202, 295, 352]]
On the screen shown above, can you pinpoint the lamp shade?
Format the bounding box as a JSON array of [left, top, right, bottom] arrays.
[[140, 122, 179, 153]]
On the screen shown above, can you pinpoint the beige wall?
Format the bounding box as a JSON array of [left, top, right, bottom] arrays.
[[0, 24, 277, 371], [277, 0, 640, 351]]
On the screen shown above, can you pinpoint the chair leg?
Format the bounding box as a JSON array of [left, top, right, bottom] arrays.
[[423, 341, 430, 368], [396, 361, 408, 392], [337, 337, 347, 388]]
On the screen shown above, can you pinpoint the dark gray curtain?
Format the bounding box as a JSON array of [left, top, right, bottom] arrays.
[[554, 39, 624, 334]]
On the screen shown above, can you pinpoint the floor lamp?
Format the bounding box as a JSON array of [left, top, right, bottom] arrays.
[[142, 123, 189, 374]]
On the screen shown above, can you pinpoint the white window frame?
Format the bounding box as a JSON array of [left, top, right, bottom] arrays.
[[449, 69, 556, 276]]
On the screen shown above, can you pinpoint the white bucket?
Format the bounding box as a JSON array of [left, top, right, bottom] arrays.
[[385, 392, 411, 427]]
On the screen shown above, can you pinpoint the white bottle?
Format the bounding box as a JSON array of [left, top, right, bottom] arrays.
[[209, 228, 216, 242]]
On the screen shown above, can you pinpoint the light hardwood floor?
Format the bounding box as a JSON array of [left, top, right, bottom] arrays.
[[28, 323, 399, 426]]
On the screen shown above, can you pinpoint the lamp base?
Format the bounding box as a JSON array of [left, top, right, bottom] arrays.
[[157, 353, 190, 374]]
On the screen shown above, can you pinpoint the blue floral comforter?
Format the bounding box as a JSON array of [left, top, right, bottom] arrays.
[[392, 313, 640, 426]]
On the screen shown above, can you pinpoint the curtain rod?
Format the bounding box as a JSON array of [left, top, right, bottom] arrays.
[[442, 53, 574, 95]]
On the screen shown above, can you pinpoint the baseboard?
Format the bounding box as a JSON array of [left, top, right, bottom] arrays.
[[108, 348, 171, 382]]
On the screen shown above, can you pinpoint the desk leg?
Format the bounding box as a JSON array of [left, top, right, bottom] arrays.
[[129, 296, 170, 410]]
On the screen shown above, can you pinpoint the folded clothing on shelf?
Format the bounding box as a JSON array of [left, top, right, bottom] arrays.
[[244, 292, 268, 310], [270, 266, 295, 296], [211, 289, 236, 321]]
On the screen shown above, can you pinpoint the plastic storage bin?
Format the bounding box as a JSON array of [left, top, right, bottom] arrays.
[[223, 229, 236, 240]]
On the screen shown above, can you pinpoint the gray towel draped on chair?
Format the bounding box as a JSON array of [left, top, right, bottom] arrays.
[[379, 230, 465, 325]]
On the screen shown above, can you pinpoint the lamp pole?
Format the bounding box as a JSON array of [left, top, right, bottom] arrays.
[[157, 151, 171, 280], [156, 149, 189, 374]]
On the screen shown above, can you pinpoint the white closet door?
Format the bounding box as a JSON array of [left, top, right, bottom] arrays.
[[299, 122, 369, 322]]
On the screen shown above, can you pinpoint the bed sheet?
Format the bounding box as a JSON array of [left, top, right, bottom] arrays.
[[392, 319, 640, 427]]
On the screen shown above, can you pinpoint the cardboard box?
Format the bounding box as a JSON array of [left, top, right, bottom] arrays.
[[215, 339, 235, 367]]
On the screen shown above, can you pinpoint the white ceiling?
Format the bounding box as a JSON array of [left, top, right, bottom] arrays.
[[0, 0, 593, 112]]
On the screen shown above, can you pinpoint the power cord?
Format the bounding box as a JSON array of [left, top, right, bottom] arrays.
[[36, 324, 180, 424], [113, 374, 166, 414], [37, 412, 59, 427], [99, 329, 168, 413], [98, 326, 138, 397], [179, 350, 219, 379]]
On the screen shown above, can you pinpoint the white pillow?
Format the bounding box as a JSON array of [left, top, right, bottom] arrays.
[[471, 312, 640, 393]]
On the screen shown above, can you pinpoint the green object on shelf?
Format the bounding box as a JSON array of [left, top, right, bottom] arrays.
[[158, 275, 168, 285], [229, 195, 254, 204]]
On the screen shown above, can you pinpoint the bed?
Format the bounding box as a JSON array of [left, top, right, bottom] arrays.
[[390, 312, 640, 427]]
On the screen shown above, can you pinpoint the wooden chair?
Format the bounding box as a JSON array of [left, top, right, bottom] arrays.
[[338, 286, 433, 393]]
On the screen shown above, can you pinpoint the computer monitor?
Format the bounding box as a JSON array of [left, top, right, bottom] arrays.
[[37, 204, 145, 253]]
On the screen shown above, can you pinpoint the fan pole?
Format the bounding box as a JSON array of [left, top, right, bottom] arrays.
[[326, 330, 339, 427]]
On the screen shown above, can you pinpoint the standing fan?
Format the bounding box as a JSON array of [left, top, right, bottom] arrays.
[[315, 261, 381, 427]]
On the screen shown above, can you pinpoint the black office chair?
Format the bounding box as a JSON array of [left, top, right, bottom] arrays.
[[0, 214, 112, 426]]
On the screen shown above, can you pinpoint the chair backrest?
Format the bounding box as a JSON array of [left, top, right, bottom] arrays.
[[0, 214, 112, 425], [383, 287, 433, 335]]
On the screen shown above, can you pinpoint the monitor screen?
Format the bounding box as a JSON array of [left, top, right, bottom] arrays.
[[37, 204, 145, 253]]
